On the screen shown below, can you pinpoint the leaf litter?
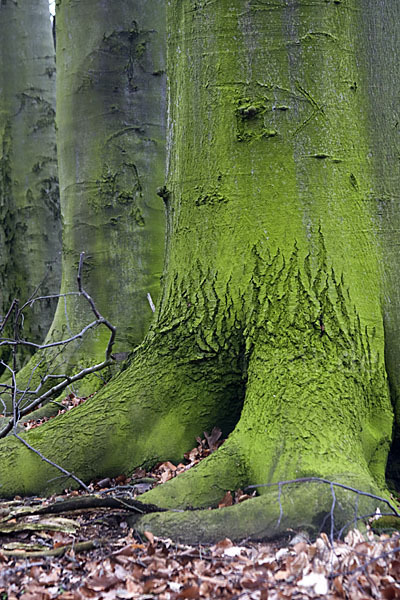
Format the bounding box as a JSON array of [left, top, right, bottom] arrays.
[[1, 418, 400, 598]]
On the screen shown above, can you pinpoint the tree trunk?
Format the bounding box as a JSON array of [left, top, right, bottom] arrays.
[[359, 0, 400, 484], [0, 0, 61, 368], [14, 0, 166, 396], [0, 0, 396, 542]]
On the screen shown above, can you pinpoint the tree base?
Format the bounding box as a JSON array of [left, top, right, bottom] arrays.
[[132, 476, 392, 544]]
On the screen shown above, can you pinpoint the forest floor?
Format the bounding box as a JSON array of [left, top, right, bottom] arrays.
[[1, 396, 400, 599]]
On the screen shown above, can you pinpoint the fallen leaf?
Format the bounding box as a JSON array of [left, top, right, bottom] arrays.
[[298, 571, 329, 595], [86, 574, 122, 591], [177, 585, 200, 599], [223, 546, 242, 557], [143, 530, 154, 544], [214, 538, 233, 550], [204, 427, 222, 450], [218, 491, 233, 508], [274, 570, 290, 581]]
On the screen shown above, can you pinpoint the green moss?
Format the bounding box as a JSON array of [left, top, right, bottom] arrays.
[[372, 516, 400, 534], [235, 96, 280, 142], [136, 477, 390, 543]]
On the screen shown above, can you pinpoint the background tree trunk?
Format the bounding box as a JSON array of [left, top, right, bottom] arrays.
[[15, 0, 166, 396], [0, 0, 61, 369]]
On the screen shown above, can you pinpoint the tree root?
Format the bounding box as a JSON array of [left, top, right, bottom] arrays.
[[132, 477, 393, 544], [141, 439, 247, 509]]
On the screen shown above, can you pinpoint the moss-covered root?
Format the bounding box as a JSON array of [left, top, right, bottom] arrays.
[[0, 338, 243, 498], [134, 477, 392, 544], [140, 439, 247, 510]]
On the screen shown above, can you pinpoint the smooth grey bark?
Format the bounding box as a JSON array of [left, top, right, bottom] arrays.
[[0, 0, 61, 369], [14, 0, 166, 396]]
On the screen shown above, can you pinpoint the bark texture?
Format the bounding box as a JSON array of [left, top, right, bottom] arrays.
[[358, 1, 400, 484], [0, 0, 396, 542], [0, 0, 61, 368], [15, 0, 166, 396]]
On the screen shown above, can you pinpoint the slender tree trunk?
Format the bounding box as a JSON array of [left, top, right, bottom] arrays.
[[0, 0, 61, 368], [15, 0, 166, 396], [0, 0, 396, 542]]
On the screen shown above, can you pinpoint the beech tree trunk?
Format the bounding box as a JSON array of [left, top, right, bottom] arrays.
[[0, 0, 61, 368], [0, 0, 398, 542], [15, 0, 166, 395]]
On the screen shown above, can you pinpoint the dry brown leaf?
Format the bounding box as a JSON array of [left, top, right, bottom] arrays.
[[133, 467, 146, 478], [177, 584, 200, 598], [332, 575, 344, 595], [184, 447, 199, 462], [288, 551, 308, 575], [344, 529, 365, 546], [85, 574, 122, 591], [214, 538, 233, 551], [241, 577, 265, 589], [37, 570, 60, 584], [199, 581, 211, 595], [298, 571, 329, 595], [218, 491, 233, 508], [143, 530, 154, 544], [293, 541, 308, 554], [159, 461, 177, 472], [274, 570, 290, 580], [381, 583, 400, 599], [204, 426, 222, 450]]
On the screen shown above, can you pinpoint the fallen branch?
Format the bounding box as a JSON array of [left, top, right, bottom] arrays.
[[0, 493, 166, 524], [2, 538, 104, 558], [0, 516, 78, 534], [31, 493, 166, 516]]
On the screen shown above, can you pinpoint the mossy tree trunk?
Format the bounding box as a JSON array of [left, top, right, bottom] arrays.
[[0, 0, 397, 542], [360, 1, 400, 485], [15, 0, 166, 396], [0, 0, 61, 369]]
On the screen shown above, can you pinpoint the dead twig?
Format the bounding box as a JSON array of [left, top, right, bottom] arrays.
[[246, 477, 400, 519], [0, 252, 117, 442], [12, 432, 90, 493]]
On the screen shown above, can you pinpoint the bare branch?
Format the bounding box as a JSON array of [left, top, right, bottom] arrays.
[[147, 292, 155, 313], [20, 292, 80, 313], [246, 477, 400, 518], [329, 481, 336, 546], [0, 251, 117, 438], [0, 299, 18, 335], [13, 431, 90, 493], [277, 482, 283, 528], [77, 252, 116, 360], [0, 319, 100, 350]]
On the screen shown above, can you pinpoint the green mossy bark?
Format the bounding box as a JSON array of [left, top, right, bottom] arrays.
[[0, 0, 61, 368], [136, 479, 388, 544], [0, 0, 396, 542], [358, 2, 400, 486], [135, 0, 393, 514], [13, 0, 166, 398]]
